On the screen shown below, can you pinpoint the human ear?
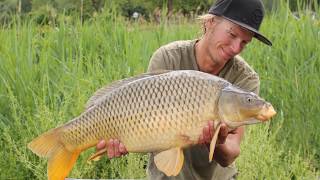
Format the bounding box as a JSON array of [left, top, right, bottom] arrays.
[[205, 18, 215, 31]]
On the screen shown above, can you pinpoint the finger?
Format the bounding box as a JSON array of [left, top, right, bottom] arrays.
[[96, 139, 106, 150], [229, 127, 240, 134], [107, 139, 115, 158], [220, 124, 229, 136], [198, 134, 204, 144], [119, 143, 128, 154], [218, 124, 228, 144], [203, 125, 211, 143], [113, 139, 120, 157], [208, 121, 214, 138]]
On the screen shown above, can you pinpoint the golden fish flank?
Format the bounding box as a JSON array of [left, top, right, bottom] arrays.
[[28, 70, 276, 180]]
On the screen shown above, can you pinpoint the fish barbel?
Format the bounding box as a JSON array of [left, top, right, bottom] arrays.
[[28, 70, 276, 180]]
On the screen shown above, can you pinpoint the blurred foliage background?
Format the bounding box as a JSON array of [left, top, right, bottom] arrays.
[[0, 0, 319, 26]]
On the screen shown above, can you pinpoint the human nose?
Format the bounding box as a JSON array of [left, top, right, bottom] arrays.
[[230, 39, 243, 54]]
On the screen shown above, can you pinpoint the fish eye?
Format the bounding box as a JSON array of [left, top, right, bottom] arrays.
[[246, 97, 254, 103]]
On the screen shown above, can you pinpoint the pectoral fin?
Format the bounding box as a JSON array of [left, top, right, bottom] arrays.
[[154, 147, 184, 176], [87, 147, 107, 162], [209, 123, 222, 162]]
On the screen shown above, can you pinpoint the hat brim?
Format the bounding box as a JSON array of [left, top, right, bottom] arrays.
[[223, 16, 272, 46]]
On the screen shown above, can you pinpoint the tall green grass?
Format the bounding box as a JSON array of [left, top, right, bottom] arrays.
[[0, 2, 319, 179]]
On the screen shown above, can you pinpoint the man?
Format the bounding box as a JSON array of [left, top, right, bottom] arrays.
[[96, 0, 272, 179]]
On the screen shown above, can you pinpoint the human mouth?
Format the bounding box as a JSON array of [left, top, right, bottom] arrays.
[[221, 48, 233, 60]]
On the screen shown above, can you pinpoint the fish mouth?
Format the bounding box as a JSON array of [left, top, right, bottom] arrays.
[[256, 104, 277, 121]]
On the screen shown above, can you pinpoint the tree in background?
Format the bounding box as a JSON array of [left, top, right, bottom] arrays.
[[0, 0, 16, 25], [0, 0, 318, 25], [288, 0, 320, 11]]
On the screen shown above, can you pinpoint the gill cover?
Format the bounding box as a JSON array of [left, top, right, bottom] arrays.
[[218, 86, 266, 128]]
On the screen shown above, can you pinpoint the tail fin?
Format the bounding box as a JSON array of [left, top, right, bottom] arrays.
[[47, 144, 81, 180], [28, 127, 81, 180]]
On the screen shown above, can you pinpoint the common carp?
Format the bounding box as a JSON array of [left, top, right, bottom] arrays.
[[28, 70, 276, 180]]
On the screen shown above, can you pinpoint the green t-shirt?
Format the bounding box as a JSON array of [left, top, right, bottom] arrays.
[[146, 40, 260, 180]]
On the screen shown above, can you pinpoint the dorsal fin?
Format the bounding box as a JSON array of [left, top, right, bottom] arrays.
[[85, 70, 172, 110]]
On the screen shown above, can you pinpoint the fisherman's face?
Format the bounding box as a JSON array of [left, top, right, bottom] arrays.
[[204, 18, 253, 65]]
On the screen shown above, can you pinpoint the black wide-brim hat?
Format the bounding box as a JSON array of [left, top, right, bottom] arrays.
[[209, 0, 272, 46]]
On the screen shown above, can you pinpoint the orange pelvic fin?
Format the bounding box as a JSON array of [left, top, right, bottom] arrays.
[[28, 127, 81, 180], [209, 123, 221, 162], [154, 147, 184, 176], [87, 146, 107, 162]]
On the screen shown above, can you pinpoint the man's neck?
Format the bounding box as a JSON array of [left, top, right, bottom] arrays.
[[195, 40, 226, 75]]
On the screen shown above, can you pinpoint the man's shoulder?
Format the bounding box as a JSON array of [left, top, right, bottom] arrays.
[[160, 40, 196, 51], [148, 40, 198, 71], [229, 55, 258, 78], [220, 55, 260, 93]]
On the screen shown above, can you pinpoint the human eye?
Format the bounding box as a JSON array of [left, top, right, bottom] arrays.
[[229, 32, 236, 38], [226, 30, 236, 39]]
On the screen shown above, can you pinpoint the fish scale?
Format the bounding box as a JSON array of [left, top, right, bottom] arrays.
[[28, 70, 276, 180]]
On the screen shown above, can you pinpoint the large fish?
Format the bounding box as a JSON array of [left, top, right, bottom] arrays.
[[28, 70, 276, 180]]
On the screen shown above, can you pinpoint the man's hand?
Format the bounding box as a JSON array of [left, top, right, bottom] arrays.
[[198, 121, 228, 145], [198, 121, 244, 167], [96, 139, 128, 159]]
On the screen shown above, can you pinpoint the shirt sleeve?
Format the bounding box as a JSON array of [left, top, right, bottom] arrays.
[[233, 68, 260, 95], [147, 47, 173, 73], [234, 72, 260, 94], [222, 56, 260, 95]]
